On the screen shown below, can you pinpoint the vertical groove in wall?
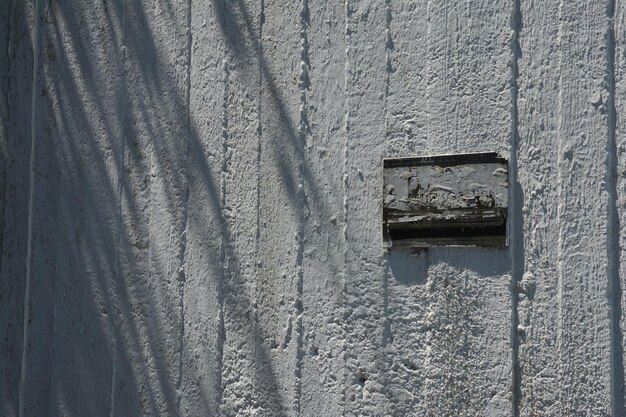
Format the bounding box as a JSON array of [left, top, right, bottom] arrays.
[[383, 0, 392, 136], [294, 0, 310, 413], [19, 0, 40, 415], [606, 0, 625, 415], [554, 0, 565, 412], [424, 1, 433, 156], [509, 0, 522, 415], [255, 0, 264, 350], [176, 0, 193, 411], [217, 54, 229, 417], [110, 0, 128, 414], [253, 3, 264, 411], [341, 2, 350, 416], [381, 0, 393, 349], [256, 0, 265, 247]]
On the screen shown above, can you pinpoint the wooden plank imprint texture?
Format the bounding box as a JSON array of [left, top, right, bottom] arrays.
[[180, 0, 225, 415], [385, 1, 512, 416], [0, 1, 32, 414], [219, 0, 265, 415], [517, 0, 614, 415], [5, 1, 626, 417], [4, 2, 58, 416], [46, 1, 125, 415], [343, 1, 391, 416], [299, 0, 346, 415], [112, 1, 191, 415], [256, 0, 305, 414]]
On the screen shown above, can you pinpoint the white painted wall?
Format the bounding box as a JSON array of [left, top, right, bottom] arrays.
[[0, 1, 624, 416]]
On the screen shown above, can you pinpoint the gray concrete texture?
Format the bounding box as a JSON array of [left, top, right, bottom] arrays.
[[0, 0, 624, 416]]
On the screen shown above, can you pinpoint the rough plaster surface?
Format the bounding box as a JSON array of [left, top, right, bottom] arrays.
[[516, 1, 615, 415], [0, 0, 624, 416]]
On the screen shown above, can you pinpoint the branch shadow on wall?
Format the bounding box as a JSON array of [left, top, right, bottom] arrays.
[[2, 0, 342, 416]]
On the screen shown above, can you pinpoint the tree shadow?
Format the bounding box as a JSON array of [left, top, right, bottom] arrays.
[[0, 0, 341, 416]]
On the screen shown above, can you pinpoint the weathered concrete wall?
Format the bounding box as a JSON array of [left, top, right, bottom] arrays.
[[1, 0, 624, 416]]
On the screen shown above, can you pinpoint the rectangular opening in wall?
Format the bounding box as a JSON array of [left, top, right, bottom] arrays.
[[383, 152, 508, 248]]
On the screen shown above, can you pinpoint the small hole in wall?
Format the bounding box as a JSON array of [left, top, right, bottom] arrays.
[[354, 372, 368, 387]]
